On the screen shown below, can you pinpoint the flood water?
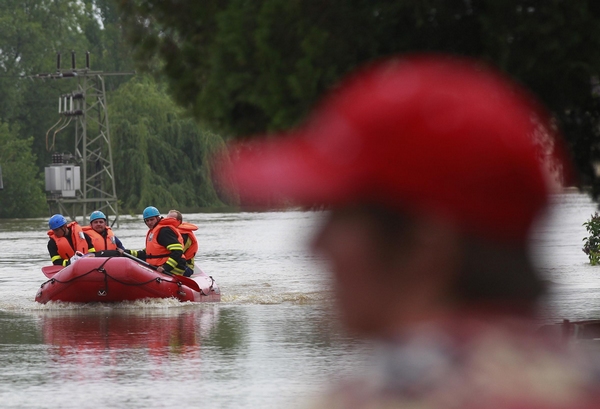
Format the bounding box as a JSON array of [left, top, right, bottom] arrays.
[[0, 191, 598, 408]]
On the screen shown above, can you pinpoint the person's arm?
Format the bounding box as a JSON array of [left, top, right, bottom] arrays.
[[156, 228, 184, 274], [122, 248, 147, 260], [48, 239, 67, 266], [114, 236, 125, 250]]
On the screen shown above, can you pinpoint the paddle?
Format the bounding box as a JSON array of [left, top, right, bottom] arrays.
[[42, 265, 64, 278], [121, 251, 201, 292]]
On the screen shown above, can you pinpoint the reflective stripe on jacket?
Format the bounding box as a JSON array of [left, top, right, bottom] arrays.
[[145, 218, 185, 273], [47, 221, 89, 262]]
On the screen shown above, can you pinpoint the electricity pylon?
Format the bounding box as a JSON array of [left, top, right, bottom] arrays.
[[40, 51, 133, 226]]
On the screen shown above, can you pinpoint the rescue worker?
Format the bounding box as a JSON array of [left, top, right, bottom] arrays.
[[123, 206, 188, 276], [82, 210, 125, 252], [47, 214, 96, 266], [166, 209, 198, 275], [216, 54, 600, 408]]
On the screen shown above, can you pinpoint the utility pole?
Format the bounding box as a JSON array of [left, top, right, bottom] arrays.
[[39, 51, 133, 226]]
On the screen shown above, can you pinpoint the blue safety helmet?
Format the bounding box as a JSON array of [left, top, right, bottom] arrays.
[[143, 206, 160, 220], [89, 210, 106, 223], [49, 214, 68, 230]]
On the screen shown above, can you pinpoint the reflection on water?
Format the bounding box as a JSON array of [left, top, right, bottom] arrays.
[[204, 307, 248, 352], [0, 210, 369, 408], [0, 196, 598, 408], [38, 308, 218, 383], [0, 303, 363, 409], [0, 310, 43, 344], [40, 308, 216, 354]]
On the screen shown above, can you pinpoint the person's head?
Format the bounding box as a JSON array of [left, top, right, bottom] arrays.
[[89, 210, 107, 234], [48, 214, 68, 238], [142, 206, 161, 230], [310, 203, 546, 335], [167, 209, 183, 225], [216, 54, 572, 336]]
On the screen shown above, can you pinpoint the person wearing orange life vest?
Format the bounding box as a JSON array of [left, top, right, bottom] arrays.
[[166, 209, 198, 275], [123, 206, 189, 276], [82, 210, 125, 257], [47, 214, 96, 266]]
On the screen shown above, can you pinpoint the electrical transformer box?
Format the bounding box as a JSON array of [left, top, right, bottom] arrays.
[[45, 165, 80, 197]]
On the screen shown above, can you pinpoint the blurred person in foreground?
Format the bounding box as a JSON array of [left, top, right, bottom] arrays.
[[215, 54, 600, 408]]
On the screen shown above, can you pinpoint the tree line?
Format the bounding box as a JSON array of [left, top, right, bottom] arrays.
[[118, 0, 600, 199], [2, 1, 600, 218], [0, 0, 229, 218]]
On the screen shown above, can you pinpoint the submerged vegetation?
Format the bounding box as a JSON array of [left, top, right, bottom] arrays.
[[583, 212, 600, 265]]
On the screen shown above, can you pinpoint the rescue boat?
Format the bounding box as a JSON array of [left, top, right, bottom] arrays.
[[35, 256, 221, 304]]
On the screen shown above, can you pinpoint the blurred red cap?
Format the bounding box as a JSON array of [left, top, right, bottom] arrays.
[[216, 54, 570, 242]]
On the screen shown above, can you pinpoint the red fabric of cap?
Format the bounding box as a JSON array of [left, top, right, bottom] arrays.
[[216, 54, 568, 242]]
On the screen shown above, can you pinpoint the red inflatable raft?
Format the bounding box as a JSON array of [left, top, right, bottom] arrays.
[[35, 256, 221, 304]]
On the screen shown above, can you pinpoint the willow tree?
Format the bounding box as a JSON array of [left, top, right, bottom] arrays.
[[109, 76, 227, 212], [116, 0, 600, 196]]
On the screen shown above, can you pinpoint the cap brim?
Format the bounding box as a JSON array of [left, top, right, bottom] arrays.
[[215, 133, 359, 208]]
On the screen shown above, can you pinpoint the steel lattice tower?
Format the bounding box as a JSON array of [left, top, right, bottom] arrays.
[[41, 51, 133, 226]]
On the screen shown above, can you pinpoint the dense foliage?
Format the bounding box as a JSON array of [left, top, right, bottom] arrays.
[[5, 1, 600, 218], [0, 123, 47, 217], [0, 0, 227, 218], [109, 77, 226, 211], [117, 0, 600, 197], [583, 212, 600, 265]]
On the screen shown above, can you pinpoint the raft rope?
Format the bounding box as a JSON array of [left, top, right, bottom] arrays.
[[39, 257, 183, 288]]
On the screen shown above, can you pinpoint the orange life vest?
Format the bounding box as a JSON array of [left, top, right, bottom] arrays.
[[82, 225, 118, 251], [145, 218, 184, 267], [177, 222, 199, 265], [47, 221, 89, 260]]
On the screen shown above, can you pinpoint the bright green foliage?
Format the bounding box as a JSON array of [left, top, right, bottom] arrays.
[[0, 123, 47, 217], [109, 76, 227, 213], [583, 212, 600, 265]]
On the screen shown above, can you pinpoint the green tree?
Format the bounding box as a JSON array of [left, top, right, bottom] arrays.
[[109, 76, 226, 212], [0, 0, 137, 173], [583, 212, 600, 265], [0, 0, 145, 218], [0, 0, 94, 168], [116, 0, 600, 196], [0, 123, 47, 217]]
